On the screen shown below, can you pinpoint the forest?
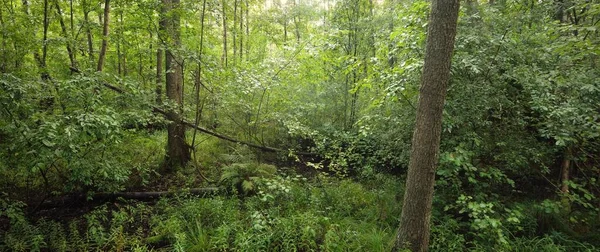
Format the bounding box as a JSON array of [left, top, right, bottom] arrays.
[[0, 0, 599, 251]]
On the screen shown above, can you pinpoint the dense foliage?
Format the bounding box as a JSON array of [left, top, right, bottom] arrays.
[[1, 0, 599, 251]]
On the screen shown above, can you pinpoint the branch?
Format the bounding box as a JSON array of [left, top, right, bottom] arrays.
[[69, 67, 318, 157]]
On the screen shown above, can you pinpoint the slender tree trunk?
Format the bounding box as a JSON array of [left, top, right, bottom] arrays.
[[0, 4, 6, 73], [221, 0, 228, 67], [245, 0, 249, 61], [97, 0, 110, 72], [239, 0, 244, 61], [117, 37, 122, 75], [192, 0, 208, 150], [98, 3, 103, 24], [560, 146, 572, 212], [393, 0, 460, 251], [349, 9, 358, 129], [119, 10, 126, 75], [156, 47, 164, 104], [69, 0, 73, 32], [164, 0, 190, 170], [116, 7, 122, 76], [26, 0, 51, 80], [23, 0, 53, 109], [53, 0, 77, 69], [20, 1, 41, 72], [42, 0, 49, 70], [83, 0, 94, 63], [554, 0, 565, 22], [343, 74, 348, 130], [156, 1, 167, 105], [233, 0, 237, 66], [292, 0, 300, 43], [283, 18, 288, 44], [387, 0, 396, 67]]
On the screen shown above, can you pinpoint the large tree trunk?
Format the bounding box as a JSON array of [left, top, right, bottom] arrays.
[[393, 0, 460, 251], [97, 0, 110, 72], [163, 0, 190, 171]]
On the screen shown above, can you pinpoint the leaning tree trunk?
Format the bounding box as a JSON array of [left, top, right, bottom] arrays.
[[163, 0, 190, 171], [54, 0, 78, 70], [97, 0, 110, 72], [393, 0, 460, 251]]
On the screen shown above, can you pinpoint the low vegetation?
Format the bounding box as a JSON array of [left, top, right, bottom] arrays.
[[1, 0, 600, 251]]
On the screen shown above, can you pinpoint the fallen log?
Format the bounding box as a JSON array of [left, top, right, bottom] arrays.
[[69, 67, 318, 157], [37, 187, 220, 209]]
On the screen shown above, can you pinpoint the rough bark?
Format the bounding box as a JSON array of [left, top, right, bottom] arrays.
[[164, 0, 191, 171], [97, 0, 110, 72], [393, 0, 460, 251]]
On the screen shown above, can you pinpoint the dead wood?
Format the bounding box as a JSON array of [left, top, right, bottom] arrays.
[[37, 187, 220, 209], [69, 66, 318, 157]]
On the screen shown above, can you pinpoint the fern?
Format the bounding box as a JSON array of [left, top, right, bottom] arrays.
[[219, 163, 277, 195]]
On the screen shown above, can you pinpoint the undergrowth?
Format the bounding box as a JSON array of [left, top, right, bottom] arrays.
[[1, 171, 597, 251]]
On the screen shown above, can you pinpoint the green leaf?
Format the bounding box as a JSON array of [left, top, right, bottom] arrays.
[[42, 139, 55, 147]]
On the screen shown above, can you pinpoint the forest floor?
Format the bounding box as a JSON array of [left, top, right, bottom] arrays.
[[1, 132, 599, 251]]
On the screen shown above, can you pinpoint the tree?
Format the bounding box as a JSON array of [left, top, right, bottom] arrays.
[[83, 0, 95, 63], [97, 0, 111, 72], [163, 0, 190, 170], [221, 0, 228, 67], [393, 0, 460, 251], [53, 0, 78, 70], [156, 0, 167, 105]]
